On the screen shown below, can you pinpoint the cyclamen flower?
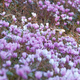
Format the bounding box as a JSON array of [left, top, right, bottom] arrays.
[[28, 17, 31, 21], [46, 71, 53, 78], [0, 68, 8, 80], [21, 16, 27, 24], [66, 55, 69, 62], [3, 21, 9, 27], [12, 15, 17, 21], [0, 12, 6, 16], [22, 52, 27, 58], [77, 21, 79, 25], [6, 60, 11, 66], [60, 58, 66, 64], [68, 12, 74, 16], [68, 17, 72, 21], [12, 53, 17, 58], [31, 12, 37, 17], [57, 2, 60, 5], [0, 51, 7, 59], [69, 61, 74, 67], [78, 47, 80, 53], [5, 2, 10, 7], [23, 65, 31, 74], [56, 22, 60, 25], [60, 68, 66, 76], [35, 71, 42, 79], [64, 22, 67, 25], [54, 67, 59, 74], [74, 72, 80, 79], [49, 59, 54, 65], [44, 1, 50, 6], [76, 28, 80, 33], [8, 0, 12, 3], [16, 68, 27, 79], [65, 8, 70, 12], [38, 1, 43, 7]]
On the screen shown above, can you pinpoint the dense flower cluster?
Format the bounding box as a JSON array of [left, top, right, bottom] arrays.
[[0, 0, 80, 80], [26, 0, 80, 27], [0, 14, 79, 79]]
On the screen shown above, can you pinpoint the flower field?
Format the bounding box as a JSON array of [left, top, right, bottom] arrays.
[[0, 0, 80, 80]]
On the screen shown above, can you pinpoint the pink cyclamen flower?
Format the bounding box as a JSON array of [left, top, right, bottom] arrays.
[[64, 22, 67, 25], [16, 68, 27, 79], [54, 67, 59, 74], [76, 28, 80, 33], [46, 71, 53, 78], [12, 53, 17, 58], [0, 12, 6, 16], [68, 17, 72, 21], [6, 60, 11, 66], [77, 21, 79, 25], [35, 71, 42, 79], [22, 52, 27, 58], [38, 1, 43, 7], [60, 68, 66, 76], [56, 22, 60, 25], [5, 2, 10, 7], [8, 0, 12, 3]]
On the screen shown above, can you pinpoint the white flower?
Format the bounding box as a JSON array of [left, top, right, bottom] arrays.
[[69, 61, 74, 67], [12, 15, 16, 19], [31, 12, 37, 17], [23, 1, 27, 4], [21, 16, 27, 22], [74, 72, 79, 79], [14, 25, 17, 28], [78, 9, 80, 12], [46, 23, 49, 26], [12, 15, 17, 21], [66, 16, 69, 19], [23, 25, 27, 30], [49, 59, 54, 65], [37, 57, 42, 62], [61, 58, 66, 63], [0, 12, 6, 16], [47, 54, 51, 59], [42, 49, 48, 56]]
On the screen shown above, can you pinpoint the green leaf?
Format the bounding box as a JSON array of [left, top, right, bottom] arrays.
[[28, 73, 34, 78], [6, 71, 14, 76]]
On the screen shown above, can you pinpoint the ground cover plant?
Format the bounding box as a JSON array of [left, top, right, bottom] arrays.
[[0, 0, 80, 80]]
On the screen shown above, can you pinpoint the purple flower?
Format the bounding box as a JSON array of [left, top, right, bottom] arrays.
[[54, 67, 59, 74], [66, 55, 69, 62], [46, 71, 53, 78], [0, 51, 7, 60], [35, 71, 42, 79], [8, 0, 12, 3], [3, 21, 9, 27], [0, 68, 8, 80], [68, 12, 74, 16], [76, 28, 80, 33], [23, 65, 31, 74], [6, 60, 11, 66], [68, 17, 72, 21], [57, 2, 61, 5], [38, 1, 43, 7], [16, 68, 27, 79], [77, 21, 80, 25], [22, 52, 27, 58], [12, 53, 17, 58], [44, 1, 50, 6], [60, 68, 66, 76], [5, 2, 10, 7]]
